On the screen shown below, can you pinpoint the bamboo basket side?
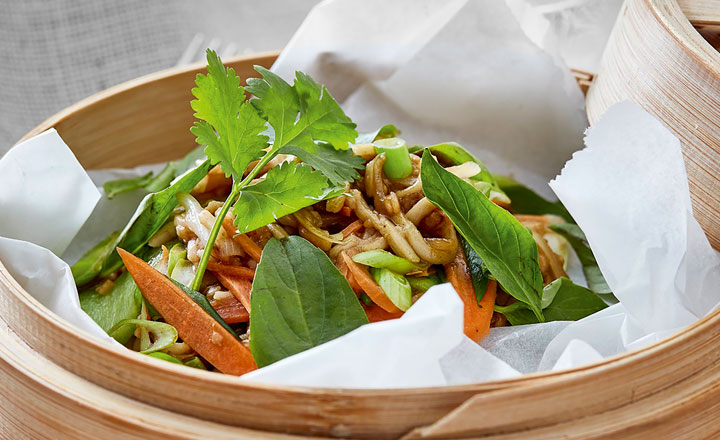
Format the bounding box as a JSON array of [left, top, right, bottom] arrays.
[[587, 0, 720, 250], [3, 1, 720, 437]]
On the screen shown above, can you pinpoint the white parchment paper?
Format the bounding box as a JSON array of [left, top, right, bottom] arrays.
[[1, 0, 718, 389]]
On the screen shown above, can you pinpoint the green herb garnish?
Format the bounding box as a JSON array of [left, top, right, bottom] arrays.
[[421, 151, 544, 321], [495, 277, 607, 325], [187, 50, 359, 290], [249, 236, 368, 367]]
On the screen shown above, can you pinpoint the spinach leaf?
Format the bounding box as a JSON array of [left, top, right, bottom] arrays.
[[100, 160, 212, 277], [421, 151, 544, 321], [550, 223, 614, 298], [79, 271, 143, 344], [102, 146, 207, 199], [494, 174, 573, 223], [72, 231, 121, 286], [249, 236, 368, 367], [496, 277, 608, 325], [355, 124, 400, 144], [460, 237, 491, 305], [103, 172, 155, 199], [281, 142, 365, 186]]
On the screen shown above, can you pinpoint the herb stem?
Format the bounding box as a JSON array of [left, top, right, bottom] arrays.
[[189, 147, 279, 290]]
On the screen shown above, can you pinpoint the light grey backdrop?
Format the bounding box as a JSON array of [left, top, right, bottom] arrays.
[[0, 0, 320, 153], [1, 0, 622, 155]]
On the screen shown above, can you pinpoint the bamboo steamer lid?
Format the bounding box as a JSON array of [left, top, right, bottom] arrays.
[[3, 1, 720, 438]]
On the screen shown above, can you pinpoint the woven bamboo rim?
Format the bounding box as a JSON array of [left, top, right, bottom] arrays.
[[3, 1, 720, 438]]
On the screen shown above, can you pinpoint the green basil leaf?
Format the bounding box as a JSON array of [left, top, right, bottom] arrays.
[[249, 236, 368, 367], [496, 277, 608, 325], [99, 159, 212, 278], [460, 237, 491, 305], [72, 231, 121, 286], [549, 223, 615, 299], [79, 271, 143, 344], [494, 174, 573, 223], [421, 151, 544, 321], [281, 142, 365, 186]]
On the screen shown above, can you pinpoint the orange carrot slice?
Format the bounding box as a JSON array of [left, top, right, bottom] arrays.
[[222, 216, 263, 261], [207, 261, 255, 280], [341, 252, 401, 313], [445, 249, 497, 342], [336, 253, 363, 294], [118, 248, 257, 375], [364, 305, 404, 322], [211, 295, 249, 324], [340, 219, 364, 239], [215, 272, 252, 313]]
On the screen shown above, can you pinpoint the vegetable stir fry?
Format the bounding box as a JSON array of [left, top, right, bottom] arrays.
[[73, 51, 611, 374]]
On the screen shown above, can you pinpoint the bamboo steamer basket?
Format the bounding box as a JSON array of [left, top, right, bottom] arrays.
[[3, 1, 720, 438]]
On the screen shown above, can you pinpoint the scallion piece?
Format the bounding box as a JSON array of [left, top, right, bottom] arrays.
[[407, 275, 442, 293], [374, 137, 413, 179], [109, 319, 178, 354], [147, 352, 182, 364], [352, 249, 422, 274], [370, 267, 412, 311]]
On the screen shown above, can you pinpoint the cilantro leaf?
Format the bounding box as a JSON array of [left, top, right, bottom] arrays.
[[191, 50, 268, 181], [232, 162, 333, 234], [281, 143, 364, 186], [246, 67, 357, 152]]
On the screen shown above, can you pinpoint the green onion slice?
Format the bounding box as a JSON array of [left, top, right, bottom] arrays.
[[353, 249, 422, 274], [109, 319, 178, 354], [370, 267, 412, 311], [374, 137, 413, 179]]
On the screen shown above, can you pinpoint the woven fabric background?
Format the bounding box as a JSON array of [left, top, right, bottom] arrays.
[[0, 0, 621, 155], [0, 0, 320, 152]]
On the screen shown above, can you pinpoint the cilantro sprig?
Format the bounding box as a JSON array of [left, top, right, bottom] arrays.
[[188, 50, 359, 290]]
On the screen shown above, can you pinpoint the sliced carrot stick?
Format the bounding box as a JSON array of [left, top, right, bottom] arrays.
[[340, 206, 353, 217], [364, 305, 404, 322], [336, 253, 362, 294], [445, 249, 497, 342], [215, 272, 252, 313], [211, 295, 249, 324], [207, 261, 255, 280], [192, 164, 232, 195], [340, 219, 364, 239], [222, 216, 263, 261], [117, 248, 257, 375], [341, 252, 401, 313]]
